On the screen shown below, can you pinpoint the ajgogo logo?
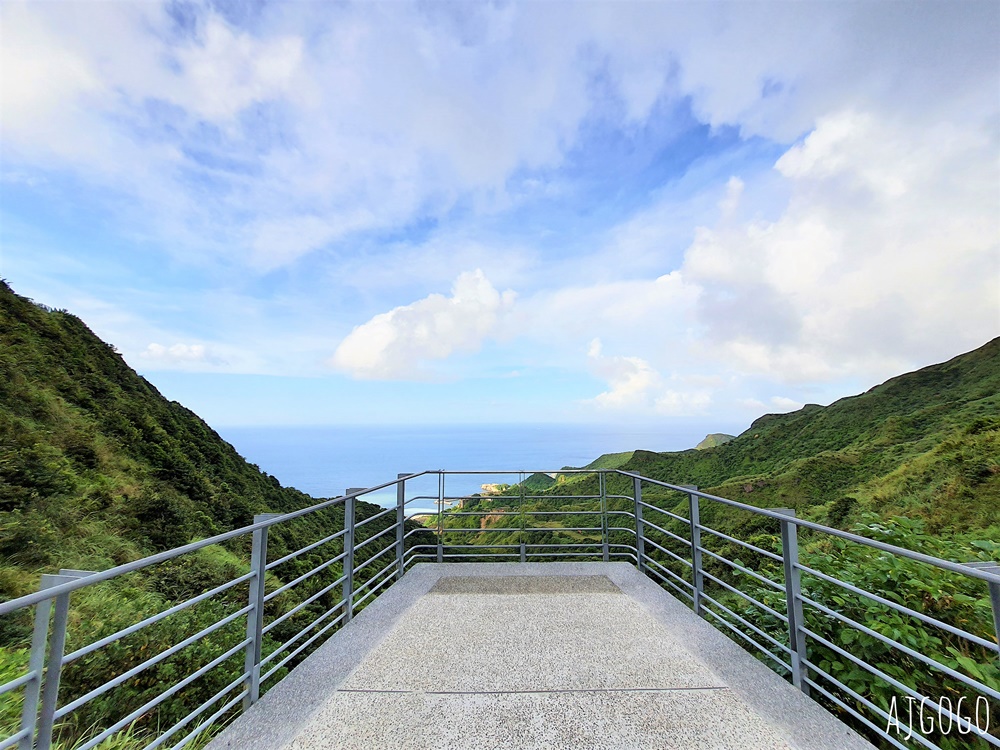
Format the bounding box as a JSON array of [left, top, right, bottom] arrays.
[[886, 695, 991, 741]]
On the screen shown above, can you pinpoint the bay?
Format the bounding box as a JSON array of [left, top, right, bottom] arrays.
[[218, 422, 745, 513]]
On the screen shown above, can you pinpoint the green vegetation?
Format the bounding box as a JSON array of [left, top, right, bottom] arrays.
[[0, 281, 431, 748], [520, 472, 556, 492], [563, 451, 634, 472], [695, 432, 735, 450]]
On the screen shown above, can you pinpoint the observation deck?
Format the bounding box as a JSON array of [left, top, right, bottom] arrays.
[[208, 563, 873, 750], [3, 469, 997, 750]]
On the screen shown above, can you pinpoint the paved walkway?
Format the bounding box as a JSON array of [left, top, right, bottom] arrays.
[[208, 563, 875, 750]]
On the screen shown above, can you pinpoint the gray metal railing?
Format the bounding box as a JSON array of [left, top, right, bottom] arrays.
[[1, 469, 998, 750]]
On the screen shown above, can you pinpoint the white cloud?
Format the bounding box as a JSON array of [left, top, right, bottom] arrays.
[[513, 271, 698, 349], [330, 270, 516, 379], [680, 110, 1000, 383], [142, 343, 212, 363], [586, 338, 662, 409], [654, 390, 713, 417], [248, 214, 371, 270], [2, 0, 997, 425], [166, 16, 303, 122], [585, 338, 711, 416], [769, 396, 804, 412], [3, 0, 996, 278]]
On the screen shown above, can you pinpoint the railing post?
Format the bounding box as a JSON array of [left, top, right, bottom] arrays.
[[244, 514, 278, 709], [19, 580, 53, 750], [633, 477, 645, 573], [686, 486, 704, 618], [35, 570, 95, 750], [600, 471, 609, 562], [778, 508, 810, 696], [436, 472, 444, 563], [519, 471, 526, 562], [988, 576, 1000, 661], [344, 490, 362, 623], [963, 562, 1000, 660], [396, 474, 407, 580]]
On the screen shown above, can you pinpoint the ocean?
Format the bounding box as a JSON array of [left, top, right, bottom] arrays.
[[217, 422, 744, 513]]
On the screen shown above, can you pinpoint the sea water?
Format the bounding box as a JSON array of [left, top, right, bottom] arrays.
[[218, 422, 745, 514]]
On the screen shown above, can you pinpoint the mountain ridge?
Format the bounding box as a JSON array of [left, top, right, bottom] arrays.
[[579, 336, 999, 537]]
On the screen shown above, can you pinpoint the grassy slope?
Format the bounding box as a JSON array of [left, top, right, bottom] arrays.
[[563, 451, 635, 471], [605, 338, 1000, 540], [0, 281, 338, 600], [695, 433, 735, 449]]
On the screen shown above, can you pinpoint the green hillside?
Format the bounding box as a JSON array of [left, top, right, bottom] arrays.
[[0, 281, 426, 747], [563, 450, 634, 472], [0, 279, 364, 597], [695, 432, 734, 449], [566, 338, 999, 538]]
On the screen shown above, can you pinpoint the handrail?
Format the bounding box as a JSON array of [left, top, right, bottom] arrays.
[[615, 470, 1000, 585], [1, 467, 997, 750], [0, 472, 428, 616]]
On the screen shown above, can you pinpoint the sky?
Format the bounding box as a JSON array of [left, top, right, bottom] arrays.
[[1, 0, 998, 429]]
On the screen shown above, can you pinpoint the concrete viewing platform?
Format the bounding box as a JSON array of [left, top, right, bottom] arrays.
[[208, 563, 875, 750]]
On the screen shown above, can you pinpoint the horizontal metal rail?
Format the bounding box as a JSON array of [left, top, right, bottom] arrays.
[[697, 544, 786, 592], [641, 555, 696, 600], [261, 573, 347, 636], [799, 593, 1000, 701], [699, 568, 788, 624], [144, 672, 247, 750], [698, 523, 784, 563], [0, 473, 429, 615], [636, 499, 691, 525], [263, 550, 347, 602], [699, 590, 793, 657], [63, 571, 257, 665], [700, 603, 791, 671], [804, 675, 925, 750], [266, 528, 347, 571], [77, 637, 252, 750], [795, 560, 1000, 654], [55, 603, 254, 719], [639, 517, 693, 547]]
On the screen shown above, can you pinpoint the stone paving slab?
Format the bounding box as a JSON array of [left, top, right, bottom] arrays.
[[207, 563, 876, 750], [429, 575, 621, 595], [342, 588, 721, 692], [287, 689, 793, 750]]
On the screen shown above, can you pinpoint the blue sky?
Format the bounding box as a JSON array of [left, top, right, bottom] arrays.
[[1, 0, 998, 428]]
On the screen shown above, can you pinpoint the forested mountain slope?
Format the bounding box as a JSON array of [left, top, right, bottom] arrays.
[[592, 337, 1000, 537], [0, 281, 426, 746], [0, 280, 367, 601]]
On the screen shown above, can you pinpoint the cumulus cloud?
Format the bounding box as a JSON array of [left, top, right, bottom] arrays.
[[586, 339, 711, 416], [586, 338, 662, 409], [166, 15, 303, 122], [137, 342, 232, 370], [770, 396, 804, 412], [330, 270, 515, 379], [142, 342, 209, 361], [681, 109, 1000, 383]]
